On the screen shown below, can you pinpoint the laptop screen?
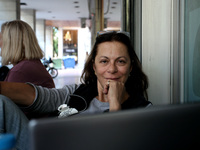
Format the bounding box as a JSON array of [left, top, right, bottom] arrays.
[[29, 103, 200, 150]]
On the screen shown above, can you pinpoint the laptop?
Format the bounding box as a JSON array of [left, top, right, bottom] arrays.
[[29, 103, 200, 150]]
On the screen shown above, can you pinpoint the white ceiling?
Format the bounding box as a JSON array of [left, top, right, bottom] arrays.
[[20, 0, 122, 22]]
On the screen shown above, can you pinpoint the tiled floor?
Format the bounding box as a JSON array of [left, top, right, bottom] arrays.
[[53, 68, 82, 89]]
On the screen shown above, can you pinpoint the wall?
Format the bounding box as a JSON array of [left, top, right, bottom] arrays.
[[142, 0, 172, 105]]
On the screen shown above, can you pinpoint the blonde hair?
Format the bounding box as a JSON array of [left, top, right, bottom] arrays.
[[1, 20, 44, 65]]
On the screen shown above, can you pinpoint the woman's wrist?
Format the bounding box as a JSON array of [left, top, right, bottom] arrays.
[[109, 101, 121, 111]]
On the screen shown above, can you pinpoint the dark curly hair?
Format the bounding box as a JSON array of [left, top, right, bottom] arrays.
[[81, 31, 148, 100]]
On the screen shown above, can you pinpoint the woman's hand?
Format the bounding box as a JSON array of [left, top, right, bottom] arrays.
[[103, 80, 126, 111]]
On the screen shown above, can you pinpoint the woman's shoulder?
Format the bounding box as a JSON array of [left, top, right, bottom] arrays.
[[122, 95, 152, 109], [21, 59, 42, 65], [12, 59, 41, 69]]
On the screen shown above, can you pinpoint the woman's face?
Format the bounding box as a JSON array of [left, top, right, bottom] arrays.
[[93, 41, 132, 88]]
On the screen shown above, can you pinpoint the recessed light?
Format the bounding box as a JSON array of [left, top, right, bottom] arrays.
[[76, 12, 80, 13], [75, 6, 80, 8], [74, 1, 79, 3], [111, 6, 116, 9], [20, 2, 27, 6], [112, 2, 117, 4], [48, 11, 52, 13]]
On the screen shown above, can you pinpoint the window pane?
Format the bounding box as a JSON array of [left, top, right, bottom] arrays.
[[184, 0, 200, 102]]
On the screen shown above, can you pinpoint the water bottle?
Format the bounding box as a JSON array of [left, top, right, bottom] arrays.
[[0, 134, 16, 150]]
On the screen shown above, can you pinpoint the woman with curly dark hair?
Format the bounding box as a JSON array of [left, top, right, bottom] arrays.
[[0, 31, 152, 150]]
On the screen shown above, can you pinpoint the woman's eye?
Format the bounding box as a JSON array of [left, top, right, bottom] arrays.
[[100, 60, 108, 64], [118, 60, 126, 64]]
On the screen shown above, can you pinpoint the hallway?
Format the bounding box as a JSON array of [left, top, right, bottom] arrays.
[[53, 68, 82, 89]]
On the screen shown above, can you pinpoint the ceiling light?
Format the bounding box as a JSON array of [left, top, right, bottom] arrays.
[[75, 6, 80, 8], [112, 2, 117, 4], [74, 1, 79, 3], [20, 2, 27, 6]]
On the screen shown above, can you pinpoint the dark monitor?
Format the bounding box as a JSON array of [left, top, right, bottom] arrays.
[[29, 103, 200, 150]]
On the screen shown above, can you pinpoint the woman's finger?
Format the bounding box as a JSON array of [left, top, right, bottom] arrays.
[[103, 80, 110, 94]]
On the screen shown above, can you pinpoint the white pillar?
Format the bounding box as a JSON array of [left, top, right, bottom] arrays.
[[36, 19, 45, 52], [45, 26, 53, 59], [58, 27, 63, 58], [0, 0, 20, 26], [77, 27, 91, 69], [21, 9, 36, 31]]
